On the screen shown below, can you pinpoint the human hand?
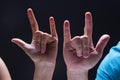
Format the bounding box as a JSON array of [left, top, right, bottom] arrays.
[[63, 12, 110, 80], [11, 8, 58, 80]]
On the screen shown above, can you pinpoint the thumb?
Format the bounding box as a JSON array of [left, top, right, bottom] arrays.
[[11, 38, 28, 51], [95, 34, 110, 54]]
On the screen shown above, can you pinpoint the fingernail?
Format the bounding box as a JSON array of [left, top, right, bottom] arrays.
[[64, 20, 69, 27], [77, 50, 82, 57], [83, 53, 89, 58], [41, 47, 45, 54]]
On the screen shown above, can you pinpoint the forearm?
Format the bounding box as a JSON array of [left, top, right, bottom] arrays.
[[67, 69, 88, 80], [33, 62, 55, 80], [0, 58, 11, 80]]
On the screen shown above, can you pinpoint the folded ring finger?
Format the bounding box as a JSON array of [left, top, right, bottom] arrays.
[[71, 36, 83, 57], [81, 35, 89, 58]]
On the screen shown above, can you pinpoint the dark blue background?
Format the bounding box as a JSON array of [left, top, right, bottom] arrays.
[[0, 0, 120, 80]]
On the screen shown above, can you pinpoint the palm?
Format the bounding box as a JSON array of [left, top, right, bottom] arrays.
[[63, 12, 110, 71], [11, 8, 58, 64], [64, 43, 101, 70], [21, 35, 58, 63]]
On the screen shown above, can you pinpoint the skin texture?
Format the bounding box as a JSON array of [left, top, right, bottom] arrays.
[[11, 9, 109, 80], [11, 8, 58, 80], [63, 12, 110, 80], [0, 58, 11, 80]]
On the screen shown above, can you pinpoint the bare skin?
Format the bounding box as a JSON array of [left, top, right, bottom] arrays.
[[11, 8, 58, 80], [63, 12, 110, 80], [0, 58, 11, 80]]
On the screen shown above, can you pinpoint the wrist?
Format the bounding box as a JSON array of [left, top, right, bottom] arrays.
[[67, 69, 88, 80], [34, 61, 56, 67], [33, 62, 56, 80]]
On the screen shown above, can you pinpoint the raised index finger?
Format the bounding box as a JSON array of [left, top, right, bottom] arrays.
[[27, 8, 39, 40], [49, 16, 57, 37], [63, 20, 71, 43], [84, 12, 93, 46]]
